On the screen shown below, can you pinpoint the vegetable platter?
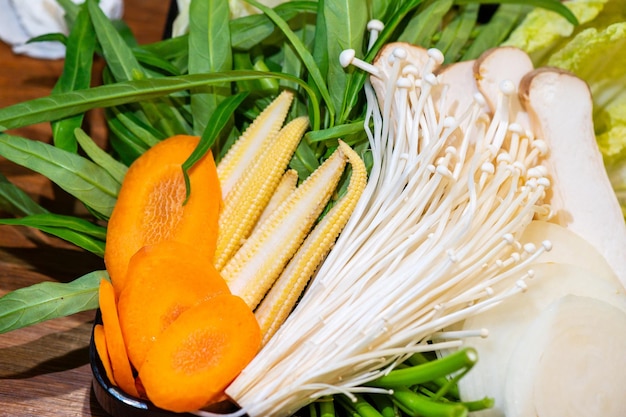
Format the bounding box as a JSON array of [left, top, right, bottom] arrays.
[[1, 0, 626, 416]]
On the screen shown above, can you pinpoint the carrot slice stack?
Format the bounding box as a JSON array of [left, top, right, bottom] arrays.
[[93, 323, 116, 386], [98, 278, 139, 398], [117, 241, 231, 370], [104, 134, 222, 295], [139, 294, 261, 413]]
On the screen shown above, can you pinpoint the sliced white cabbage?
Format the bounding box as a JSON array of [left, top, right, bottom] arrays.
[[459, 260, 626, 414], [505, 294, 626, 417], [520, 220, 616, 278]]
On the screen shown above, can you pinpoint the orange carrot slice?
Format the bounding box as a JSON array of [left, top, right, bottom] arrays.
[[98, 278, 140, 398], [104, 135, 222, 295], [93, 323, 116, 386], [117, 241, 231, 370], [139, 294, 261, 413]]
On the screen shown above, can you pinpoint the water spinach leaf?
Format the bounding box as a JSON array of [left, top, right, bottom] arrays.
[[86, 0, 189, 137], [245, 0, 334, 128], [398, 0, 454, 46], [51, 1, 97, 153], [461, 3, 528, 60], [74, 128, 128, 184], [435, 3, 479, 63], [453, 0, 578, 26], [324, 0, 368, 124], [0, 173, 49, 217], [0, 270, 106, 334], [182, 92, 249, 200], [0, 71, 320, 133], [0, 134, 119, 218], [188, 0, 233, 134], [0, 213, 107, 256]]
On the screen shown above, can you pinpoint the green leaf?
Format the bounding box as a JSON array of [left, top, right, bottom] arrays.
[[182, 92, 249, 201], [51, 1, 97, 153], [0, 213, 107, 256], [87, 0, 188, 137], [0, 212, 106, 239], [340, 0, 426, 122], [132, 47, 182, 76], [87, 0, 143, 82], [305, 120, 365, 143], [290, 137, 322, 179], [462, 4, 529, 60], [435, 3, 479, 63], [108, 107, 164, 148], [453, 0, 579, 26], [0, 134, 119, 218], [188, 0, 233, 134], [27, 33, 68, 45], [55, 0, 81, 27], [230, 1, 318, 50], [0, 270, 106, 334], [245, 0, 335, 128], [398, 0, 454, 46], [0, 71, 321, 134], [0, 173, 49, 217], [74, 128, 128, 184], [324, 0, 368, 122]]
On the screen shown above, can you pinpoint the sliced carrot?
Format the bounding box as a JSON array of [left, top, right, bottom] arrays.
[[93, 323, 116, 386], [139, 294, 261, 413], [104, 135, 222, 295], [98, 278, 140, 398], [117, 241, 230, 370]]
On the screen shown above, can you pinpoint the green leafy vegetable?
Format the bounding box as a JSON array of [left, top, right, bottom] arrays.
[[0, 134, 119, 218], [182, 91, 249, 200], [0, 270, 106, 333], [0, 173, 49, 217], [188, 0, 233, 133], [51, 1, 97, 152], [74, 128, 128, 184]]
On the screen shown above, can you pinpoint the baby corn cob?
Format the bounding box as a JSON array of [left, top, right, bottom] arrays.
[[252, 169, 299, 235], [255, 141, 367, 345], [214, 116, 309, 270], [221, 143, 350, 309], [216, 90, 294, 198]]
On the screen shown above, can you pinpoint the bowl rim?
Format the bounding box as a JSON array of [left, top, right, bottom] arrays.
[[90, 309, 195, 417]]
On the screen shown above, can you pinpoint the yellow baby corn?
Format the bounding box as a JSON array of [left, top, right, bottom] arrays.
[[251, 169, 299, 235], [220, 143, 350, 309], [214, 116, 309, 270], [216, 90, 294, 199], [255, 141, 367, 345]]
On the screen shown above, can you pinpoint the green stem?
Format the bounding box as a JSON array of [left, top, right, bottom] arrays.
[[392, 387, 468, 417], [318, 396, 336, 417], [367, 348, 478, 388], [338, 395, 383, 417]]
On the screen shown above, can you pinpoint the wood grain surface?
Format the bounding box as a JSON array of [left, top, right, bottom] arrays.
[[0, 1, 171, 415]]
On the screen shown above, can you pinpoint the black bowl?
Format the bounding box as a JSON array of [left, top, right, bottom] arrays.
[[89, 310, 196, 417]]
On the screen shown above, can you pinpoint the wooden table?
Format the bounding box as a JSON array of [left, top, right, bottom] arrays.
[[0, 2, 171, 415]]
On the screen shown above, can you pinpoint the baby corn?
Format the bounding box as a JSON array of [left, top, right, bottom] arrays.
[[252, 169, 298, 235], [255, 141, 367, 345], [214, 116, 309, 270], [221, 143, 351, 309], [216, 90, 294, 199]]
